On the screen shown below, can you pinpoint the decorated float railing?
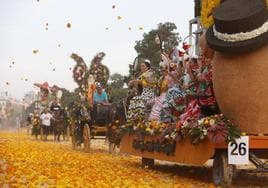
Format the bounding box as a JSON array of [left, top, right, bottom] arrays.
[[120, 114, 240, 156]]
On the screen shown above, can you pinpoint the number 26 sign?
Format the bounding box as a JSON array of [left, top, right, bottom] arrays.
[[228, 136, 249, 164]]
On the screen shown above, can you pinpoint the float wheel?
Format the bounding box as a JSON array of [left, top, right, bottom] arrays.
[[213, 150, 235, 187]]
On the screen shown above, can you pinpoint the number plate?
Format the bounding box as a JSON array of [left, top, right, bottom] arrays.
[[228, 136, 249, 164]]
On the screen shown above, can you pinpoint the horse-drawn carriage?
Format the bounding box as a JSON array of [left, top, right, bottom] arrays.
[[70, 52, 126, 151], [69, 101, 125, 152]]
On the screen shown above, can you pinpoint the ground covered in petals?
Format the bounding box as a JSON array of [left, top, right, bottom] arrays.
[[0, 132, 267, 187], [0, 132, 216, 187]]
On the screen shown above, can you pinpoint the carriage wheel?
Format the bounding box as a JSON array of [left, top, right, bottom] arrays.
[[71, 124, 76, 149], [141, 157, 154, 168], [213, 150, 235, 187], [108, 142, 116, 154], [66, 126, 70, 141], [83, 124, 91, 152]]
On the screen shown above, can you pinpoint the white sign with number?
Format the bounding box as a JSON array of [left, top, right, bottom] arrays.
[[228, 136, 249, 164]]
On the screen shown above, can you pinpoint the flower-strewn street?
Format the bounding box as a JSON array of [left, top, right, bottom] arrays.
[[0, 132, 215, 188], [1, 132, 267, 187]]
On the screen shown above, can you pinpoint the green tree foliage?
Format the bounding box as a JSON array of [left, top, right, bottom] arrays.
[[59, 88, 80, 108], [108, 87, 127, 103], [134, 22, 180, 70], [110, 73, 125, 88], [107, 73, 127, 103]]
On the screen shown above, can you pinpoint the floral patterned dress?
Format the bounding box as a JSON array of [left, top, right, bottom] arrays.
[[148, 74, 174, 121], [127, 70, 156, 121], [160, 87, 186, 122]]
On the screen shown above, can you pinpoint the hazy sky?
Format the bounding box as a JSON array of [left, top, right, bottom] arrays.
[[0, 0, 194, 99]]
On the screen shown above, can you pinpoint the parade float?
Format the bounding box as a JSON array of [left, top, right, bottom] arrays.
[[70, 52, 112, 151], [33, 82, 63, 110], [119, 0, 268, 186]]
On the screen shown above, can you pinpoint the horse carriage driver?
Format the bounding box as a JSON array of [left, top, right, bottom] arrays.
[[92, 82, 110, 125], [93, 82, 109, 105]]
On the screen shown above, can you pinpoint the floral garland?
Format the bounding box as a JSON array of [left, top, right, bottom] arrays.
[[200, 0, 221, 28], [178, 114, 241, 145], [89, 64, 109, 87], [88, 52, 110, 87], [71, 53, 88, 86], [70, 52, 110, 99], [73, 64, 86, 84], [122, 114, 241, 146]]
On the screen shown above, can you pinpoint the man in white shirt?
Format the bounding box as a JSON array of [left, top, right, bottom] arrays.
[[40, 108, 53, 141]]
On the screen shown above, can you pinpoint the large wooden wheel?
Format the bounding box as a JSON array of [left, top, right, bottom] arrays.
[[108, 142, 116, 154], [213, 150, 235, 187], [71, 123, 77, 149], [83, 124, 91, 152], [66, 126, 70, 141]]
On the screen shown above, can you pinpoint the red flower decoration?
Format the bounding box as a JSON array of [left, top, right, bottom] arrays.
[[207, 124, 228, 144], [178, 50, 185, 57], [182, 42, 191, 51]]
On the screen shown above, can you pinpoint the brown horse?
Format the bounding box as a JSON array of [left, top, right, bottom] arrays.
[[105, 100, 127, 152], [51, 109, 67, 141]]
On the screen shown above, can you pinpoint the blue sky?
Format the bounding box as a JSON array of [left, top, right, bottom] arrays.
[[0, 0, 194, 99]]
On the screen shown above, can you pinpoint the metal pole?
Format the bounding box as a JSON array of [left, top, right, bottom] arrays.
[[189, 21, 192, 46]]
